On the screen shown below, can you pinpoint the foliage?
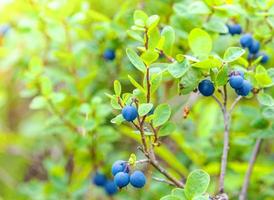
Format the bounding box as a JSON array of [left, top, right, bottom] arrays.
[[0, 0, 273, 200]]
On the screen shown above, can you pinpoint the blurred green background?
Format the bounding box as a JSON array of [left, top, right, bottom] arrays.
[[0, 0, 273, 200]]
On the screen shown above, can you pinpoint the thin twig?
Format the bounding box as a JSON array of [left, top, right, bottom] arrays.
[[135, 159, 150, 164], [48, 100, 79, 134], [152, 177, 177, 186], [212, 95, 224, 113], [148, 154, 184, 188], [239, 138, 262, 200], [229, 96, 242, 114]]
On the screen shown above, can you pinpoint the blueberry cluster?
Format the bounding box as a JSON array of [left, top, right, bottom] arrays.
[[103, 49, 116, 61], [240, 34, 269, 63], [92, 172, 118, 196], [229, 71, 252, 96], [198, 71, 252, 97], [112, 160, 146, 189], [227, 23, 269, 64]]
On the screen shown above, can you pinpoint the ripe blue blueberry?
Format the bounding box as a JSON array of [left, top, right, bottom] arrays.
[[248, 40, 260, 54], [130, 170, 146, 188], [111, 160, 129, 176], [228, 24, 242, 35], [122, 105, 138, 121], [261, 54, 269, 64], [240, 34, 253, 48], [92, 172, 107, 186], [114, 172, 130, 188], [148, 107, 154, 115], [103, 49, 115, 60], [198, 80, 215, 96], [229, 75, 244, 89], [104, 180, 118, 196], [235, 80, 252, 96], [256, 52, 269, 64]]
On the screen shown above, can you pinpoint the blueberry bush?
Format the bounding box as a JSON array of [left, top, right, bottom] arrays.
[[0, 0, 273, 200]]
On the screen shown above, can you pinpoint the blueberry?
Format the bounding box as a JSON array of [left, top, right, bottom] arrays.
[[111, 160, 129, 176], [122, 105, 138, 121], [248, 40, 260, 54], [130, 170, 146, 188], [104, 180, 118, 196], [229, 75, 244, 89], [103, 49, 115, 60], [198, 80, 215, 96], [261, 54, 269, 64], [228, 24, 242, 35], [114, 172, 130, 188], [256, 52, 269, 64], [148, 107, 154, 115], [92, 172, 107, 186], [235, 80, 252, 96], [240, 34, 253, 48]]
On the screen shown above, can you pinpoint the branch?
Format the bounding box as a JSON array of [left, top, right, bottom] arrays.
[[218, 84, 230, 194], [239, 138, 262, 200]]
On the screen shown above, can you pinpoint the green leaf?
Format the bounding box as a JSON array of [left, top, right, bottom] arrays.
[[171, 188, 186, 198], [216, 66, 228, 86], [161, 26, 175, 56], [127, 30, 143, 42], [148, 27, 161, 50], [134, 10, 148, 27], [255, 66, 273, 87], [203, 17, 228, 33], [251, 117, 269, 129], [153, 104, 171, 127], [138, 103, 153, 116], [151, 72, 162, 93], [110, 114, 125, 125], [111, 97, 121, 110], [114, 80, 121, 96], [146, 15, 160, 30], [160, 195, 181, 200], [126, 48, 146, 72], [179, 68, 202, 95], [141, 50, 159, 65], [189, 1, 211, 14], [39, 76, 52, 96], [257, 93, 274, 106], [262, 107, 274, 119], [29, 56, 43, 75], [168, 60, 190, 78], [30, 96, 47, 110], [128, 75, 146, 93], [185, 169, 210, 198], [188, 28, 212, 58], [223, 47, 245, 62], [158, 122, 176, 137], [192, 57, 223, 69]]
